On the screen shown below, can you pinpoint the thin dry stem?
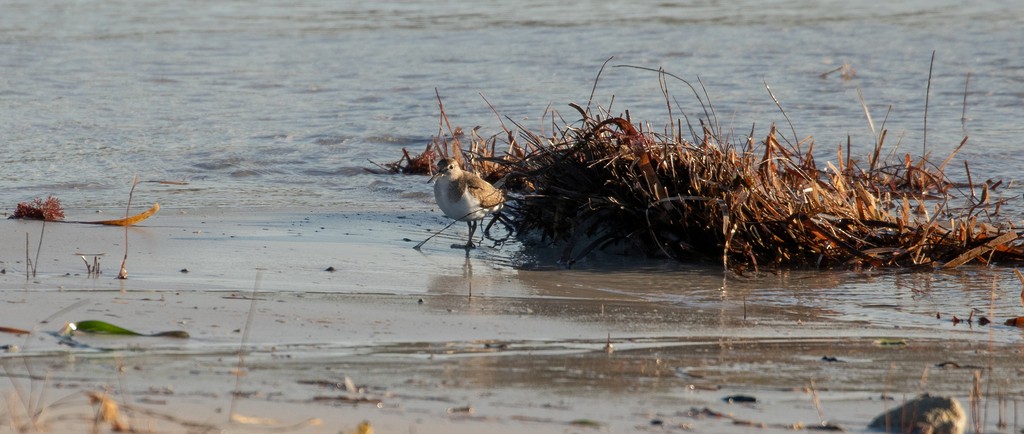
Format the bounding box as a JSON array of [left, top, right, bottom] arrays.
[[117, 175, 139, 280]]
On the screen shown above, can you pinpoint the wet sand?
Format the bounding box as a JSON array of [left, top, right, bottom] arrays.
[[1, 207, 1021, 433]]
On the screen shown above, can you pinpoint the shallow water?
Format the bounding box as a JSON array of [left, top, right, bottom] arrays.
[[4, 207, 1024, 345]]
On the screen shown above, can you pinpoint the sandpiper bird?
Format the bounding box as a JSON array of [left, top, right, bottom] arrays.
[[429, 158, 504, 249]]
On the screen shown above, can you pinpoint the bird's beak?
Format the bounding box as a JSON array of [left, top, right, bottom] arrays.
[[428, 171, 442, 183]]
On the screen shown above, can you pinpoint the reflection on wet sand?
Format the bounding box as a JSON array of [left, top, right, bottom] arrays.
[[423, 254, 496, 297]]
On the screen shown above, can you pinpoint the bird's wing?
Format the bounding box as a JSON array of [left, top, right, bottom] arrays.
[[466, 177, 505, 208]]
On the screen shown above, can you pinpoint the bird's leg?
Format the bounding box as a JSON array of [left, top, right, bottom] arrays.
[[466, 221, 478, 249], [453, 221, 477, 249]]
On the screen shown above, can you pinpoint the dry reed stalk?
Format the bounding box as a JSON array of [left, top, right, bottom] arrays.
[[24, 222, 46, 279], [117, 175, 139, 280], [400, 86, 1022, 269]]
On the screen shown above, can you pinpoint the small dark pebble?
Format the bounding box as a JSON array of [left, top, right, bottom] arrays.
[[417, 298, 425, 304], [650, 419, 664, 426], [325, 266, 336, 272], [723, 395, 757, 404], [180, 268, 189, 273], [484, 343, 509, 350], [978, 316, 990, 326], [403, 238, 412, 242], [821, 355, 840, 362]]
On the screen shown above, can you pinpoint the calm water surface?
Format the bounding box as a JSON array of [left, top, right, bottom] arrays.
[[1, 0, 1021, 209]]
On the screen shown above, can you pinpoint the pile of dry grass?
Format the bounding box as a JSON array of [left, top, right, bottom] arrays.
[[399, 95, 1022, 271]]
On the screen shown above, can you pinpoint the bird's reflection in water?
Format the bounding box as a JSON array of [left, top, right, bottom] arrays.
[[423, 253, 483, 298], [463, 253, 474, 297], [420, 230, 521, 299]]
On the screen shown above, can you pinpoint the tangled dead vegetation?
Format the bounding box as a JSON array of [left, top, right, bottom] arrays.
[[11, 195, 65, 221], [396, 87, 1022, 271]]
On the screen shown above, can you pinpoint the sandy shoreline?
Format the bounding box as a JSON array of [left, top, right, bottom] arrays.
[[2, 208, 1021, 433]]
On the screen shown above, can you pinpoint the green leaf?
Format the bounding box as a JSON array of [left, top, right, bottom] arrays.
[[149, 330, 191, 338], [569, 419, 603, 427], [73, 320, 144, 335], [67, 320, 189, 339]]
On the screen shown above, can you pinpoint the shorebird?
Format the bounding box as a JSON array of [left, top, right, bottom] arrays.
[[429, 158, 504, 249]]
